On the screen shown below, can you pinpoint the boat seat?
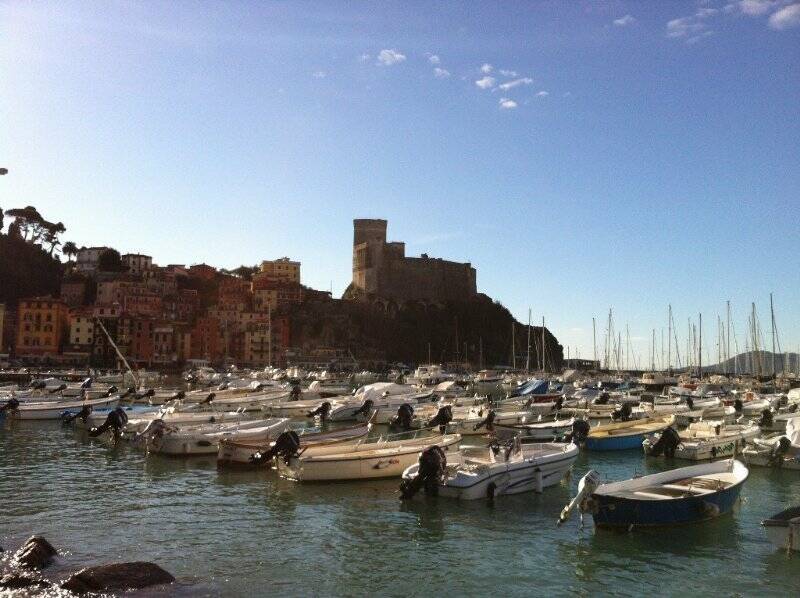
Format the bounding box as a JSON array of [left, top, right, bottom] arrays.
[[659, 484, 715, 496]]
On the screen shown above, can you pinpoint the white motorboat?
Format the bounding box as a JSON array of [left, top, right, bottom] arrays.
[[762, 506, 800, 552], [742, 416, 800, 470], [401, 440, 578, 500], [328, 391, 434, 422], [675, 405, 737, 427], [5, 395, 121, 420], [277, 432, 462, 481], [123, 408, 251, 434], [644, 421, 760, 461], [141, 418, 290, 456], [217, 422, 372, 468], [495, 418, 575, 441]]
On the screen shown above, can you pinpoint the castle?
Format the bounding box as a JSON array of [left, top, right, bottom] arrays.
[[351, 219, 477, 303]]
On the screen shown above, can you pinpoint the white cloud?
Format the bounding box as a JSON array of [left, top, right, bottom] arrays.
[[666, 16, 706, 37], [613, 14, 636, 27], [376, 49, 406, 66], [312, 71, 326, 78], [696, 7, 719, 18], [427, 54, 441, 64], [499, 97, 517, 109], [475, 76, 495, 89], [499, 69, 518, 77], [769, 3, 800, 28], [738, 0, 776, 16], [498, 77, 533, 91], [433, 67, 450, 78], [536, 90, 549, 97], [358, 53, 371, 62], [480, 63, 493, 74], [686, 30, 715, 43]]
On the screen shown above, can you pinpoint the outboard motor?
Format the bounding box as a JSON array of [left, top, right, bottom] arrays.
[[686, 397, 694, 411], [473, 409, 497, 433], [170, 391, 186, 402], [307, 401, 332, 422], [0, 398, 20, 414], [81, 377, 93, 389], [647, 426, 681, 458], [399, 445, 447, 500], [390, 403, 415, 431], [89, 407, 129, 439], [758, 409, 774, 429], [30, 380, 46, 391], [49, 383, 68, 395], [427, 405, 453, 433], [201, 393, 216, 405], [733, 399, 743, 416], [565, 419, 591, 444], [352, 399, 375, 419], [290, 384, 302, 401], [769, 436, 792, 467], [611, 403, 633, 422], [595, 392, 610, 405], [62, 404, 92, 425], [250, 430, 301, 466], [552, 397, 564, 412], [105, 385, 118, 397]]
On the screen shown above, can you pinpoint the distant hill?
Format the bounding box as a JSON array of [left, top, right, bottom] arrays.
[[702, 350, 800, 375]]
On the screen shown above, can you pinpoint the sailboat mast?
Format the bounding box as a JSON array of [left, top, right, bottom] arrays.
[[667, 305, 672, 375], [726, 300, 731, 375], [698, 313, 702, 379], [525, 309, 531, 373], [770, 292, 776, 378], [511, 322, 516, 370], [593, 317, 597, 368]]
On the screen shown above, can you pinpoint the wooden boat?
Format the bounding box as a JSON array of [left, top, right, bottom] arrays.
[[277, 433, 461, 481], [762, 506, 800, 552], [585, 416, 675, 451], [644, 421, 760, 461], [401, 440, 577, 500], [144, 418, 290, 456], [217, 422, 372, 467], [7, 395, 120, 420], [559, 459, 749, 528]]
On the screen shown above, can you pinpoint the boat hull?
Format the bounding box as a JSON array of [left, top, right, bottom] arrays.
[[586, 432, 649, 451]]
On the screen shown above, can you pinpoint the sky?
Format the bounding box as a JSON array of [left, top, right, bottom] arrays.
[[1, 1, 799, 368]]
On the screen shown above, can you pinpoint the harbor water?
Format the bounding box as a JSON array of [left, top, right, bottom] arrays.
[[1, 419, 798, 596]]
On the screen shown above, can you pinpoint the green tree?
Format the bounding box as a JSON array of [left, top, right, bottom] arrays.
[[62, 241, 78, 261], [3, 206, 44, 241], [42, 221, 66, 256], [98, 248, 126, 272]]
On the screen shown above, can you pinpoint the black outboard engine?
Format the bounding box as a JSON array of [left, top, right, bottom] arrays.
[[390, 403, 415, 431], [290, 384, 302, 401], [758, 409, 774, 428], [353, 399, 374, 419], [595, 392, 610, 405], [769, 436, 792, 467], [473, 409, 497, 432], [307, 401, 332, 422], [399, 445, 447, 500], [250, 430, 301, 466], [49, 383, 68, 395], [0, 398, 20, 414], [612, 403, 633, 422], [647, 426, 681, 458], [62, 404, 93, 425], [89, 407, 129, 439], [686, 397, 694, 411], [80, 377, 93, 389], [427, 405, 453, 433], [170, 391, 186, 402], [105, 385, 118, 397], [201, 393, 216, 405], [552, 397, 564, 412], [565, 419, 591, 444], [30, 380, 46, 391], [733, 399, 743, 416]]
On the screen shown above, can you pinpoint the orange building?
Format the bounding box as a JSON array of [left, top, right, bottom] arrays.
[[190, 316, 225, 362], [16, 297, 70, 358]]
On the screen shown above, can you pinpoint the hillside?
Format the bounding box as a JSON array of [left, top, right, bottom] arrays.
[[0, 234, 63, 305]]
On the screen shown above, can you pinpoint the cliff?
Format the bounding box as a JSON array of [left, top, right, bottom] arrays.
[[290, 292, 563, 370]]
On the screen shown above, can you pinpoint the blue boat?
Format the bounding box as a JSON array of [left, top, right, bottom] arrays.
[[584, 415, 674, 451], [560, 459, 749, 528]]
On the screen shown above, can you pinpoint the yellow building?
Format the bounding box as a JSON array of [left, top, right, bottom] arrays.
[[16, 297, 70, 357], [69, 309, 95, 346], [256, 257, 300, 284]]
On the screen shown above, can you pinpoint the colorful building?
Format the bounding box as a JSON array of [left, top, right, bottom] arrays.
[[256, 257, 301, 284], [16, 297, 70, 359]]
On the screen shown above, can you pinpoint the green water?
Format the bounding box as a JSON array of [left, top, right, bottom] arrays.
[[1, 419, 798, 596]]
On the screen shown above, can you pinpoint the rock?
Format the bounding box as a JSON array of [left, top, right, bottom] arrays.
[[13, 536, 57, 569], [0, 572, 51, 590], [61, 562, 175, 594]]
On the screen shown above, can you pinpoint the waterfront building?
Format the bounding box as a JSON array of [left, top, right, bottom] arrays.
[[69, 308, 95, 347], [75, 246, 111, 274], [190, 316, 225, 363], [16, 297, 70, 360], [256, 257, 301, 284], [121, 253, 153, 275], [152, 325, 176, 364], [117, 316, 155, 365], [188, 263, 217, 281], [60, 277, 88, 307], [350, 219, 476, 302]]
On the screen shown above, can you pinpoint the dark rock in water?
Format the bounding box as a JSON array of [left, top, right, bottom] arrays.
[[61, 562, 175, 593], [13, 536, 58, 569], [0, 572, 52, 590]]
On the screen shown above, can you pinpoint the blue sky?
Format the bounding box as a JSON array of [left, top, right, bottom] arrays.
[[1, 1, 799, 366]]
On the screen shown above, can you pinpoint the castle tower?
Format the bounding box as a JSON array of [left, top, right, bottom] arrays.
[[352, 219, 387, 295]]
